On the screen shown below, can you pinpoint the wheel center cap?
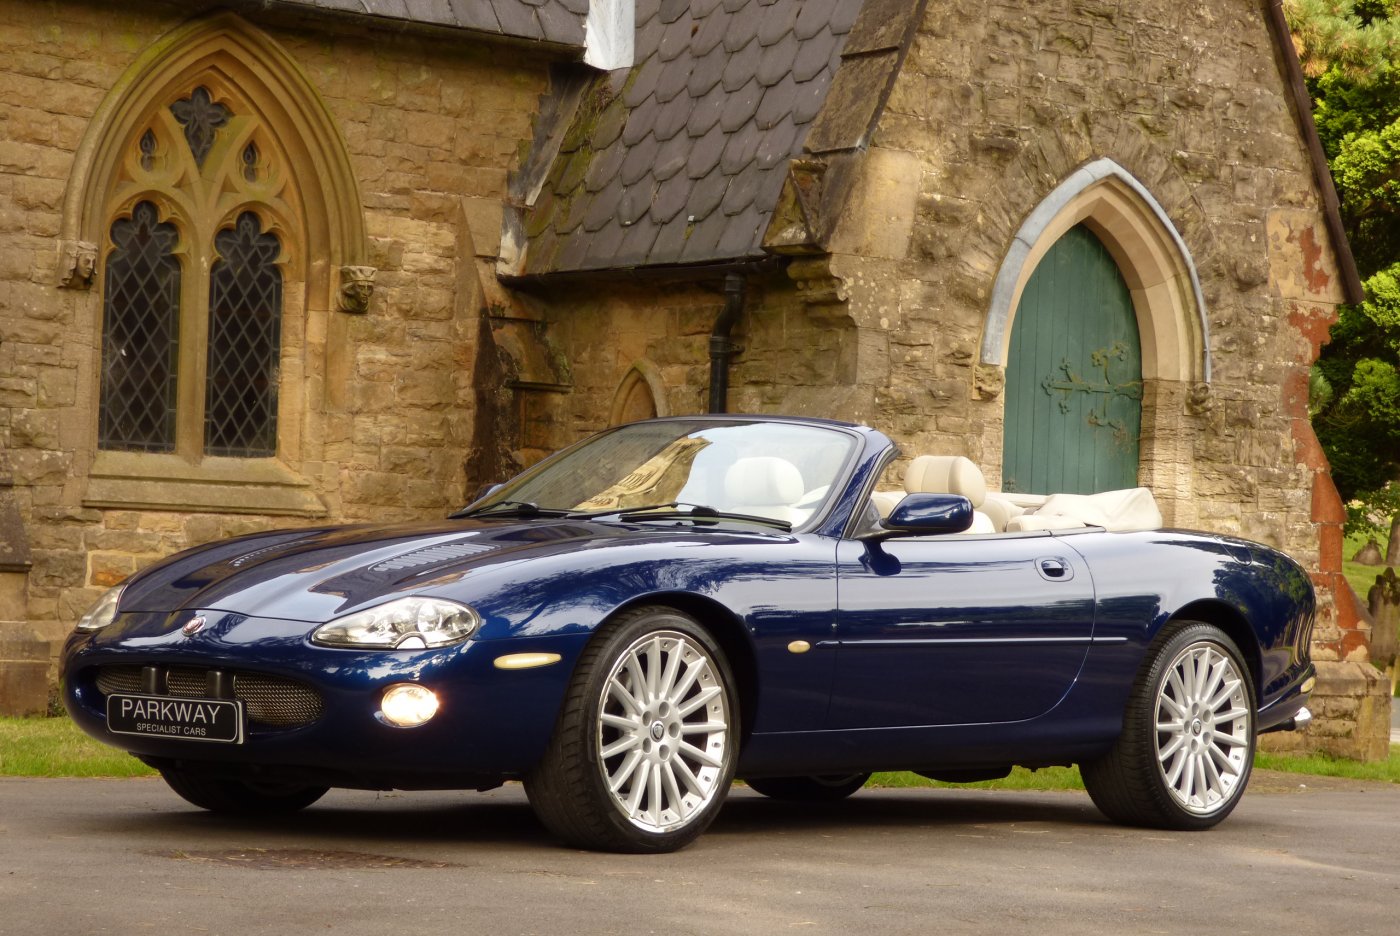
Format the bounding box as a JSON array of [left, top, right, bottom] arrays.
[[650, 721, 665, 742], [1191, 719, 1204, 736]]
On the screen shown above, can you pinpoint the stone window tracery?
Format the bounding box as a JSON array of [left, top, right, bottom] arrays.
[[170, 85, 230, 168], [97, 81, 294, 463]]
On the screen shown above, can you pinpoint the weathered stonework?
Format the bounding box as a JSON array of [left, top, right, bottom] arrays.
[[0, 3, 556, 712]]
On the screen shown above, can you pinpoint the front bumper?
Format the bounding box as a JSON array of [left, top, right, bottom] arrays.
[[1256, 662, 1315, 734], [62, 610, 590, 787]]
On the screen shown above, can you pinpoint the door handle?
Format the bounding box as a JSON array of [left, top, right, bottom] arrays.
[[1037, 557, 1073, 581]]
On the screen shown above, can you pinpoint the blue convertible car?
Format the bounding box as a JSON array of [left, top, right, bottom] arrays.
[[62, 415, 1315, 852]]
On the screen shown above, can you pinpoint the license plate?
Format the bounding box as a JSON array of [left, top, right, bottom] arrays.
[[107, 694, 244, 744]]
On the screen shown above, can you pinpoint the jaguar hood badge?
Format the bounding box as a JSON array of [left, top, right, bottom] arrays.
[[181, 615, 207, 637]]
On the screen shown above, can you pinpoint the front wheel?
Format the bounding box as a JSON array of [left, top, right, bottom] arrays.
[[1082, 621, 1256, 830], [160, 768, 328, 815], [525, 606, 738, 852], [745, 774, 871, 802]]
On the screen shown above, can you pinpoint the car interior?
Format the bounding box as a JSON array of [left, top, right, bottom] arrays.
[[866, 455, 1164, 534]]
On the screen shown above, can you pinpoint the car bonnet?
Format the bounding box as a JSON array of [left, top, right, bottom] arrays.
[[114, 519, 621, 622]]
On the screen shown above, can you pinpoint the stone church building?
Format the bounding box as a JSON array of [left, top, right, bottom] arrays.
[[0, 0, 1390, 756]]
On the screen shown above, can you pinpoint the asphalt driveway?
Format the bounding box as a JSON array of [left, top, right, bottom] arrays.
[[1, 775, 1396, 936]]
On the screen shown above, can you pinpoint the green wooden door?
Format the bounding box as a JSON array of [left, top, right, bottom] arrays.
[[1002, 225, 1142, 495]]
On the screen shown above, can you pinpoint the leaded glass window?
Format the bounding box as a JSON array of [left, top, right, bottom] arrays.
[[98, 82, 290, 463], [99, 201, 180, 452], [205, 212, 282, 457]]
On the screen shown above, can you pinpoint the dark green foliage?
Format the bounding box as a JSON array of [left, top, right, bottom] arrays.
[[1289, 2, 1400, 529]]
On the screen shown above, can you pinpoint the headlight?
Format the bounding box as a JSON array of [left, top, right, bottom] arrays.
[[76, 584, 125, 632], [311, 597, 480, 650]]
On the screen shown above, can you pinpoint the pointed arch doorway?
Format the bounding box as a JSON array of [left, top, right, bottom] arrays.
[[980, 159, 1212, 521], [1002, 225, 1142, 494]]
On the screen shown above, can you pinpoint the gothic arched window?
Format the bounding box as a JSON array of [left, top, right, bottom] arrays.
[[64, 13, 369, 518], [97, 84, 289, 461]]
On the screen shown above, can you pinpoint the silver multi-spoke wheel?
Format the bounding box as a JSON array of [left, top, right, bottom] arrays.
[[525, 607, 737, 852], [597, 630, 730, 832], [1081, 622, 1256, 831], [1154, 640, 1252, 815]]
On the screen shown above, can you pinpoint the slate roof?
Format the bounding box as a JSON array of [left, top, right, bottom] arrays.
[[273, 0, 590, 47], [519, 0, 868, 274]]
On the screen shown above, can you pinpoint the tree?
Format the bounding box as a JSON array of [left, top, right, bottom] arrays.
[[1287, 1, 1400, 551]]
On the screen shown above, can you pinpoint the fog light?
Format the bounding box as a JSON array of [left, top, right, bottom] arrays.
[[379, 683, 438, 728]]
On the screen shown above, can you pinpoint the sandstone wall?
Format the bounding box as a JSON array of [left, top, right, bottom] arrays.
[[0, 1, 549, 710]]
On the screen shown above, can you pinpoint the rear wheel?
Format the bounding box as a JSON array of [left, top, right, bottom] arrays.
[[160, 768, 328, 815], [745, 774, 871, 802], [1082, 621, 1255, 830], [525, 606, 738, 853]]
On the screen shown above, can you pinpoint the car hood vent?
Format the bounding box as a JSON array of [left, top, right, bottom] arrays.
[[371, 542, 495, 572], [231, 542, 298, 567]]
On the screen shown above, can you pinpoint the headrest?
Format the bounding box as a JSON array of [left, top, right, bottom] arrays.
[[904, 455, 987, 508], [724, 457, 804, 507]]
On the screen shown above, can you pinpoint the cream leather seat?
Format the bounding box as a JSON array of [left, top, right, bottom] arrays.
[[870, 490, 903, 518], [902, 455, 995, 534], [723, 456, 808, 525]]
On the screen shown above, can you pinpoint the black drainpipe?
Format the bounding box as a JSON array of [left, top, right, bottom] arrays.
[[708, 272, 745, 413]]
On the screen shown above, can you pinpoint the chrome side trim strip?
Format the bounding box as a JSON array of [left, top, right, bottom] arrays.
[[828, 636, 1127, 648]]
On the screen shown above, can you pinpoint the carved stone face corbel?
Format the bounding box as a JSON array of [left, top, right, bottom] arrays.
[[338, 265, 376, 314], [57, 240, 98, 289], [974, 364, 1005, 401], [1186, 382, 1213, 415]]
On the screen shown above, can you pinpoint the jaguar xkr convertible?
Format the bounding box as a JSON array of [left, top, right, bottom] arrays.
[[62, 415, 1316, 852]]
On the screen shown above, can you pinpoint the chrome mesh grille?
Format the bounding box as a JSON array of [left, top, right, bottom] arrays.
[[95, 665, 323, 729]]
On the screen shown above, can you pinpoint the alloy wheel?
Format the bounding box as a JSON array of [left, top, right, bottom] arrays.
[[1153, 640, 1253, 815], [595, 629, 731, 832]]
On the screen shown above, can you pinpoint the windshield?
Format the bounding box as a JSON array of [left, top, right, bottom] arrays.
[[471, 419, 859, 530]]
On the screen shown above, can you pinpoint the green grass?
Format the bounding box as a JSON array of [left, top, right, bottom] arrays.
[[869, 766, 1085, 791], [1342, 529, 1390, 603], [1339, 531, 1400, 698], [1256, 745, 1400, 784], [0, 715, 155, 778], [3, 716, 1396, 786]]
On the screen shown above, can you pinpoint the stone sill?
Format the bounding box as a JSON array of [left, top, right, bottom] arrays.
[[83, 451, 327, 518]]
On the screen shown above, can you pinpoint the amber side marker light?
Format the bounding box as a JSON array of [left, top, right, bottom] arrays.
[[493, 652, 562, 670]]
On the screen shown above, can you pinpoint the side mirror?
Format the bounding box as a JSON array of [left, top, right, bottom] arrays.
[[461, 482, 504, 511], [862, 493, 973, 540], [474, 482, 505, 500]]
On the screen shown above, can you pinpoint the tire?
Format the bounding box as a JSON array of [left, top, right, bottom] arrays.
[[525, 606, 738, 853], [160, 768, 328, 815], [1081, 621, 1256, 830], [745, 774, 871, 802]]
